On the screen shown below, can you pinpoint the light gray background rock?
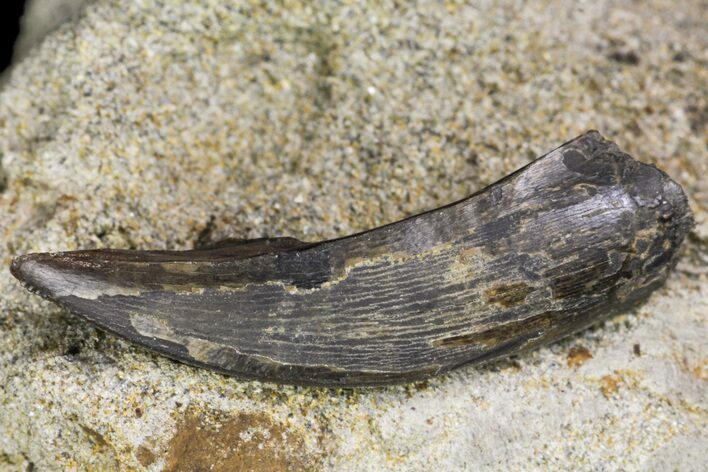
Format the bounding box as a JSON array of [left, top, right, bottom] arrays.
[[0, 0, 706, 470]]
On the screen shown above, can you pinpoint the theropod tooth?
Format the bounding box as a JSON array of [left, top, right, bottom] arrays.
[[10, 131, 693, 386]]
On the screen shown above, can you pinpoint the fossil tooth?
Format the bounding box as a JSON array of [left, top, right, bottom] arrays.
[[10, 131, 693, 386]]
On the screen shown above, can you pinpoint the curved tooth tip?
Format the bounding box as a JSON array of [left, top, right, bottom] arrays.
[[11, 253, 47, 291], [10, 253, 72, 299], [11, 253, 36, 283]]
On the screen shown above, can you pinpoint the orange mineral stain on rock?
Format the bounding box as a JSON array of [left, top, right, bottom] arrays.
[[600, 373, 623, 398], [691, 359, 708, 381], [163, 410, 317, 472], [136, 445, 156, 467], [567, 345, 593, 368], [673, 352, 708, 381]]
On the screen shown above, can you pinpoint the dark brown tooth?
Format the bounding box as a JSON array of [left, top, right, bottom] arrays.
[[10, 131, 693, 387]]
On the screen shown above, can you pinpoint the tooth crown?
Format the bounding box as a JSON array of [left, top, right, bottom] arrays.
[[10, 131, 693, 387]]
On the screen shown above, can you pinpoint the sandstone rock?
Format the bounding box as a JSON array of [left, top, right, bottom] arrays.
[[1, 0, 705, 470]]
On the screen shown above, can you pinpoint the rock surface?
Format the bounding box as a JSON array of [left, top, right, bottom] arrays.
[[0, 0, 705, 470], [12, 0, 90, 65]]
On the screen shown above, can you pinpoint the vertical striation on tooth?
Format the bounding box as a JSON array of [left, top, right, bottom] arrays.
[[10, 131, 694, 387]]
